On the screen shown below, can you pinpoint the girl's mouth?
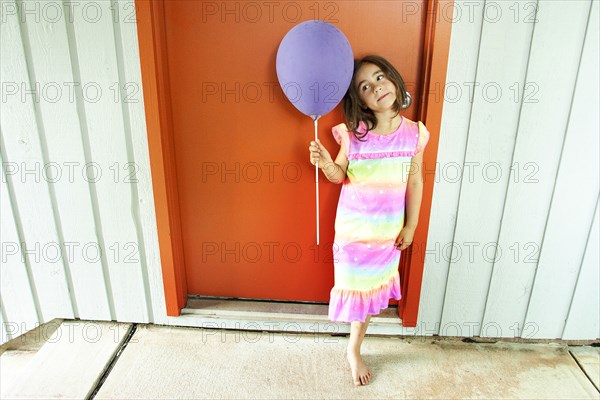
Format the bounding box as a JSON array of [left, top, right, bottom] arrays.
[[378, 93, 390, 101]]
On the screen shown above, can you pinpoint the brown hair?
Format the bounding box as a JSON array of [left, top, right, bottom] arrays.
[[342, 55, 409, 142]]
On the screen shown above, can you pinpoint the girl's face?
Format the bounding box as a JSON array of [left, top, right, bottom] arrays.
[[354, 62, 397, 113]]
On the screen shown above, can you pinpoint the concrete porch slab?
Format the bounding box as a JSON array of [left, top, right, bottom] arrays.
[[2, 320, 131, 400], [570, 346, 600, 391], [95, 324, 599, 399]]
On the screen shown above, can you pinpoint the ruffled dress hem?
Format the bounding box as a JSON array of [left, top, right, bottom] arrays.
[[328, 272, 402, 323]]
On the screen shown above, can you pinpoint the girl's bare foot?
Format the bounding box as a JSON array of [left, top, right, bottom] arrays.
[[346, 349, 372, 386]]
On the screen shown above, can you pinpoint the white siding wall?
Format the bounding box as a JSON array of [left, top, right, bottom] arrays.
[[0, 0, 166, 343], [1, 0, 598, 344], [420, 0, 599, 341]]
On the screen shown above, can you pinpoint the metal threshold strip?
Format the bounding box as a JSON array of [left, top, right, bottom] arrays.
[[181, 296, 413, 336]]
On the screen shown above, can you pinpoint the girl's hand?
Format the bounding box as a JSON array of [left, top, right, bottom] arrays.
[[394, 226, 415, 251], [309, 139, 333, 168]]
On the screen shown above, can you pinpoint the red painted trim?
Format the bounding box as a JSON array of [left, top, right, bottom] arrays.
[[134, 0, 187, 316], [399, 0, 454, 327]]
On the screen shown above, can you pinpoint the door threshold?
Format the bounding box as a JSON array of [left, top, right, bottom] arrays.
[[181, 296, 413, 336]]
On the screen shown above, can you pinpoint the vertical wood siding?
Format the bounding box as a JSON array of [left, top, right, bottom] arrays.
[[418, 0, 598, 340]]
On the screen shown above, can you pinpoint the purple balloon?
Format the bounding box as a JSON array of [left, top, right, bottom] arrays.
[[276, 20, 354, 119]]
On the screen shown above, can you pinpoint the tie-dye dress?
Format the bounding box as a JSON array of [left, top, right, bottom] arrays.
[[328, 116, 430, 323]]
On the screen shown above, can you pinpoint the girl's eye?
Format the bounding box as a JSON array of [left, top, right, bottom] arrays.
[[361, 75, 385, 91]]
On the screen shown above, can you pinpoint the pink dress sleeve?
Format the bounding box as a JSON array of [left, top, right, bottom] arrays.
[[415, 121, 430, 155], [332, 123, 350, 157]]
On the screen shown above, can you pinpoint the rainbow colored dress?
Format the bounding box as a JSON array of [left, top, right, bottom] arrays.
[[328, 116, 430, 323]]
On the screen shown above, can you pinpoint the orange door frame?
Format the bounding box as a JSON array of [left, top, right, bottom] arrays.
[[134, 0, 454, 326]]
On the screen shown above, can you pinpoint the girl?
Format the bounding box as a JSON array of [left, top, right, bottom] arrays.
[[308, 55, 430, 386]]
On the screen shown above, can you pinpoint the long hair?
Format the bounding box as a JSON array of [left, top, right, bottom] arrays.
[[342, 55, 409, 141]]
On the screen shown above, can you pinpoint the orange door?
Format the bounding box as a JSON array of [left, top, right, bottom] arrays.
[[163, 1, 428, 302]]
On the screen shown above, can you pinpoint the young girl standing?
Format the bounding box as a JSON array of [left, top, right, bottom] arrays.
[[308, 55, 430, 386]]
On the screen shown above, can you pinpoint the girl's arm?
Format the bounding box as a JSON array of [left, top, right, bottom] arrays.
[[405, 150, 424, 229], [310, 138, 347, 184], [321, 145, 349, 185]]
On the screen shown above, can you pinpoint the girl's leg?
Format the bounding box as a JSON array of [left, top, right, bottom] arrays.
[[346, 314, 373, 385]]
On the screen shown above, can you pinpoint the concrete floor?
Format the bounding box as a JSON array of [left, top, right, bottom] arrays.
[[1, 319, 599, 399]]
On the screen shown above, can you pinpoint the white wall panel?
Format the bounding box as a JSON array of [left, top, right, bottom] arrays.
[[1, 0, 74, 324], [440, 0, 536, 337], [482, 0, 591, 339], [68, 0, 150, 322], [563, 198, 600, 340], [0, 150, 39, 340], [524, 0, 599, 339], [21, 0, 112, 321], [418, 0, 484, 337]]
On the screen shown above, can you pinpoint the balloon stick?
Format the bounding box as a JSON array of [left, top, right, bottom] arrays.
[[314, 117, 320, 245]]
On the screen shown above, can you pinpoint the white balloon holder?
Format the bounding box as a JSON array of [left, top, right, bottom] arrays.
[[311, 115, 321, 245]]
